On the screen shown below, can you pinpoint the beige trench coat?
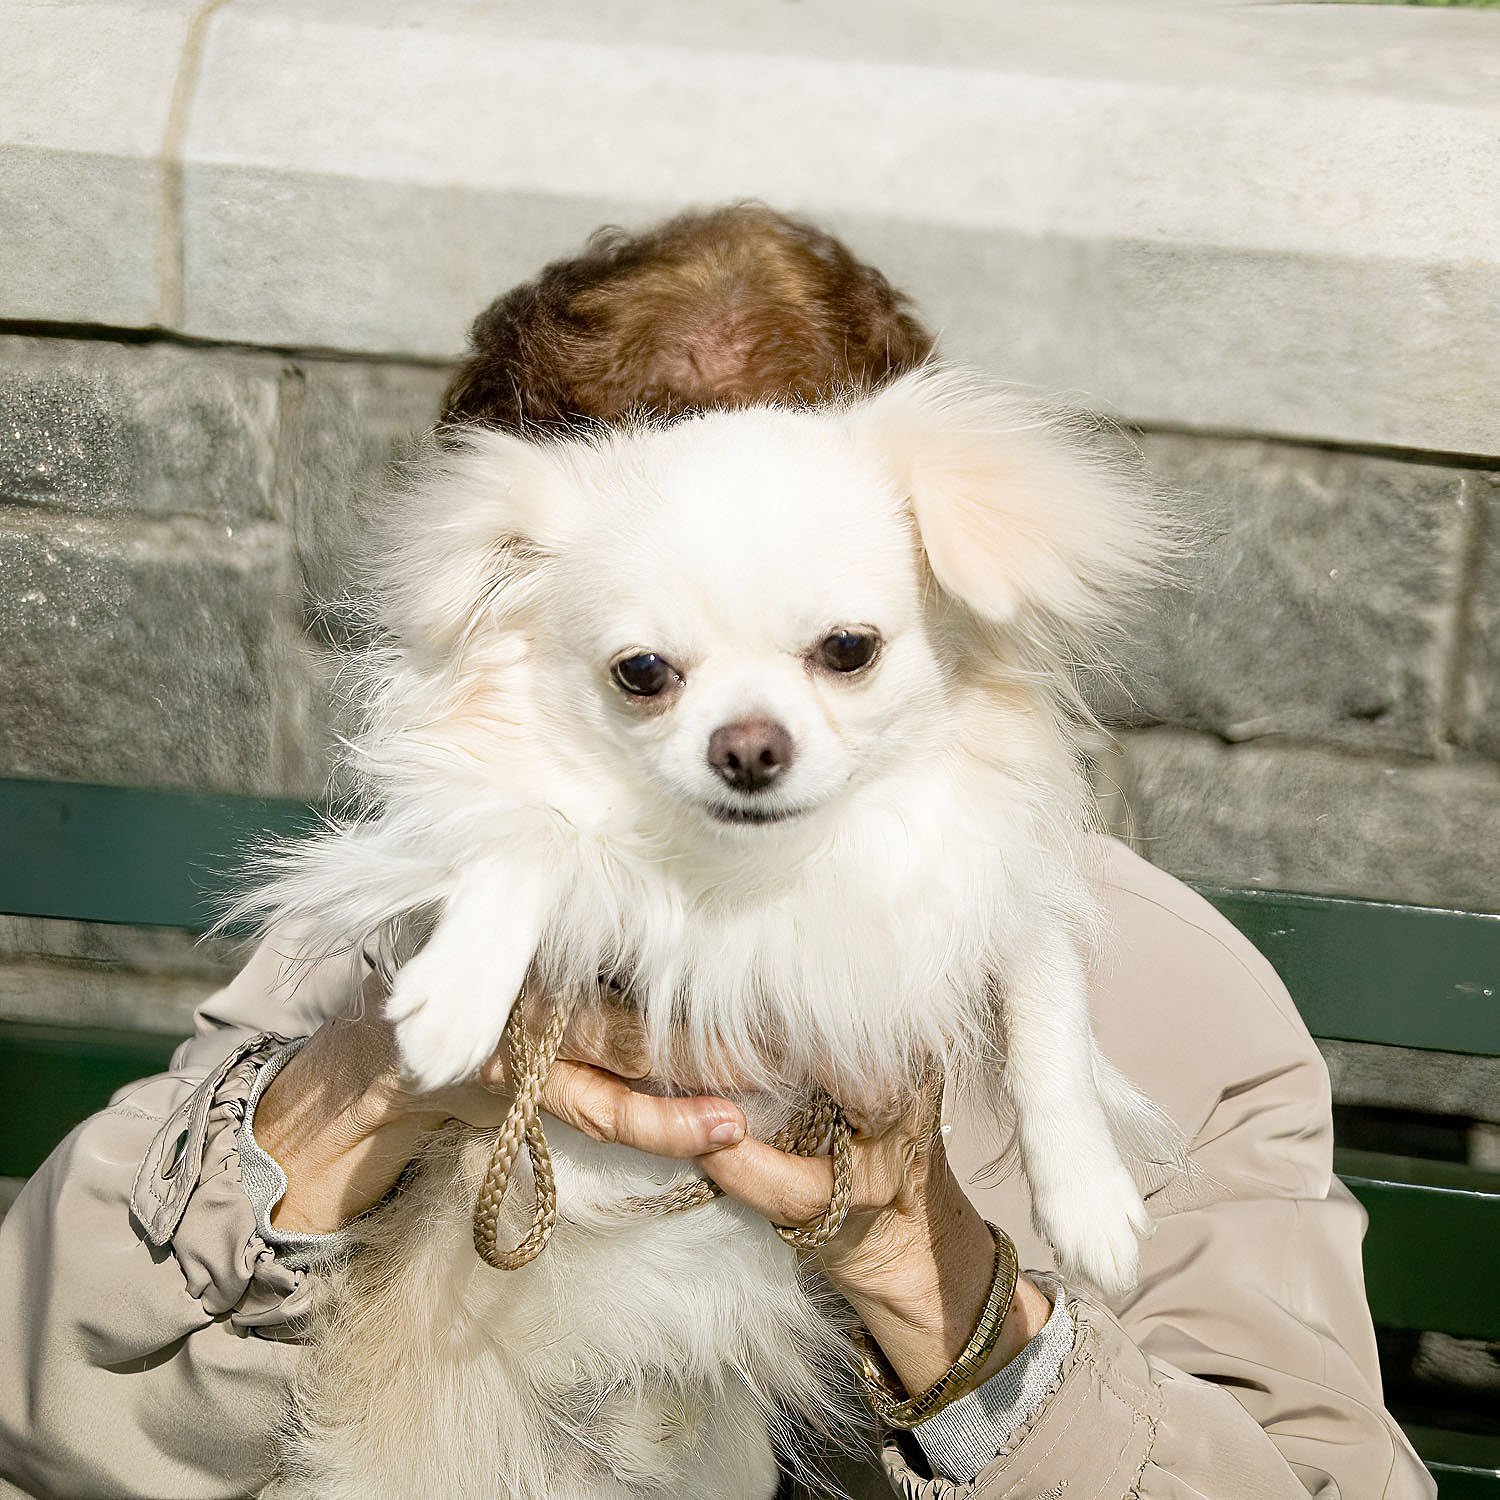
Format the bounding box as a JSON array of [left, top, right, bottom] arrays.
[[0, 839, 1435, 1499]]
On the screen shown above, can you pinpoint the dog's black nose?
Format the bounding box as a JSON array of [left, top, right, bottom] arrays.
[[707, 719, 794, 792]]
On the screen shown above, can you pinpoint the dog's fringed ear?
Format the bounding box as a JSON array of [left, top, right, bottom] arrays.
[[855, 368, 1164, 641], [381, 428, 580, 656]]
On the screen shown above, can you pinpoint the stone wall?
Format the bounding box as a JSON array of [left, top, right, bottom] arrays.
[[2, 6, 1496, 1083], [0, 337, 446, 799], [1093, 437, 1500, 911], [4, 331, 1496, 1041], [2, 340, 307, 799], [0, 337, 450, 1026]]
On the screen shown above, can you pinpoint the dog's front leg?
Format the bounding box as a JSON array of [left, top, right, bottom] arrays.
[[385, 859, 557, 1091], [1001, 934, 1151, 1297]]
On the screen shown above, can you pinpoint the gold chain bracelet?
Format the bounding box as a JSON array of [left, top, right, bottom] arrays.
[[853, 1221, 1019, 1429]]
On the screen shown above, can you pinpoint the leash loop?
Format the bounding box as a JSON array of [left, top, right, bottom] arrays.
[[472, 998, 854, 1269]]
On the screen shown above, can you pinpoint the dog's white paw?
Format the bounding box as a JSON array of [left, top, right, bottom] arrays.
[[1031, 1159, 1151, 1298], [386, 949, 503, 1092]]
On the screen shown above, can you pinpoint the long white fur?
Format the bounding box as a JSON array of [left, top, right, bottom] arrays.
[[238, 367, 1184, 1498]]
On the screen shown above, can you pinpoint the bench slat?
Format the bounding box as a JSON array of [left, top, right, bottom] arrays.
[[1197, 884, 1500, 1057], [1397, 1424, 1500, 1498], [0, 777, 314, 931], [1335, 1148, 1500, 1342], [4, 777, 1495, 1057], [0, 1023, 178, 1179], [1417, 1465, 1500, 1498]]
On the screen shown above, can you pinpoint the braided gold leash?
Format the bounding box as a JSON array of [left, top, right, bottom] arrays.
[[472, 997, 854, 1270], [471, 992, 578, 1270]]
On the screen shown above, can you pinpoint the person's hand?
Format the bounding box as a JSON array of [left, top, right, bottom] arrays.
[[256, 978, 1047, 1401], [253, 977, 747, 1236], [698, 1080, 1053, 1399]]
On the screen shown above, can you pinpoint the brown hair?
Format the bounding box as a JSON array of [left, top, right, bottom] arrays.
[[440, 203, 934, 433]]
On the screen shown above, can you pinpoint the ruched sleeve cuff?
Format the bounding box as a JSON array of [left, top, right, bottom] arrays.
[[238, 1037, 355, 1271], [130, 1031, 335, 1334]]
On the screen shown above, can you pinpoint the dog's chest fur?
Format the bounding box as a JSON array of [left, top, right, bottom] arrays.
[[269, 771, 1081, 1499], [273, 1128, 851, 1500], [267, 745, 1096, 1498], [532, 759, 1073, 1114]]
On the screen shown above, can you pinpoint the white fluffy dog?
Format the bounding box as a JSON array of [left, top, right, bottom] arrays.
[[250, 367, 1180, 1498]]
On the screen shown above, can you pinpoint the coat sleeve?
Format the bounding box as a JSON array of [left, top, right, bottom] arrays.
[[884, 854, 1436, 1500], [0, 934, 355, 1500]]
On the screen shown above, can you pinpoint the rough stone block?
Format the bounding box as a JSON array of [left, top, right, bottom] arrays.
[[1319, 1039, 1500, 1126], [278, 359, 449, 621], [0, 508, 324, 796], [1456, 473, 1500, 758], [277, 640, 342, 797], [0, 338, 282, 521], [1092, 436, 1470, 757], [262, 360, 450, 785], [1118, 728, 1500, 910], [0, 959, 218, 1037]]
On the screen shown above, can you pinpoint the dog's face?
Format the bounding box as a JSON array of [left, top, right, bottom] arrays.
[[392, 368, 1161, 836], [533, 410, 952, 830]]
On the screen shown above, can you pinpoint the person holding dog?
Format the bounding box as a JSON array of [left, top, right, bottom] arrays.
[[0, 206, 1434, 1499]]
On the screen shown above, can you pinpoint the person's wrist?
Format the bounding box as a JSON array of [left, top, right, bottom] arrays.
[[270, 1115, 434, 1233], [855, 1221, 1019, 1427], [822, 1148, 981, 1307], [342, 1067, 448, 1138], [253, 1023, 448, 1233], [828, 1168, 1050, 1399]]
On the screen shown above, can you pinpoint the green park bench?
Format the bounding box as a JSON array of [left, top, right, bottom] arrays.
[[0, 775, 1496, 1495]]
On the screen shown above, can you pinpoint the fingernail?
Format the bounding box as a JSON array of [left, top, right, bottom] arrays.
[[707, 1120, 744, 1147]]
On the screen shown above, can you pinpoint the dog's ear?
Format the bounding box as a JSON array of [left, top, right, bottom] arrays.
[[383, 429, 582, 655], [854, 368, 1165, 639]]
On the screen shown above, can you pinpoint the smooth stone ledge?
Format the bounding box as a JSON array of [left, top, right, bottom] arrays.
[[0, 0, 201, 329], [4, 0, 1499, 453]]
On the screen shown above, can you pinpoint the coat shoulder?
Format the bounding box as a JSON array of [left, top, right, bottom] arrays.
[[1088, 837, 1330, 1142]]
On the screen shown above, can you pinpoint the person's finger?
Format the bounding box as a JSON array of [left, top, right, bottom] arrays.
[[698, 1130, 908, 1228], [542, 1060, 746, 1159], [699, 1135, 837, 1226]]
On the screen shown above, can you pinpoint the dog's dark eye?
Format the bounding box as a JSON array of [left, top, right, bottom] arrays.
[[611, 652, 679, 697], [816, 629, 881, 674]]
